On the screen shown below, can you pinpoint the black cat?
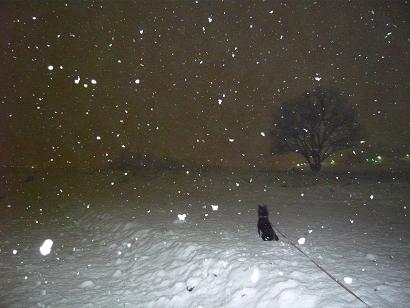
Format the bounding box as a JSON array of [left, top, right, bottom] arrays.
[[257, 205, 279, 241]]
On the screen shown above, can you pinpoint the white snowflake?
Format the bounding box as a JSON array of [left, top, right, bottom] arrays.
[[39, 239, 53, 256], [344, 277, 353, 284]]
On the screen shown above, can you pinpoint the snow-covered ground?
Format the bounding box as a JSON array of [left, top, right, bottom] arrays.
[[0, 168, 409, 307]]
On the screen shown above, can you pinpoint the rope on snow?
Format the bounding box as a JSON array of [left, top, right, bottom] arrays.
[[274, 226, 371, 307]]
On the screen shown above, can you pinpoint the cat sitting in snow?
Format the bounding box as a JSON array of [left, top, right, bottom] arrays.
[[257, 205, 279, 241]]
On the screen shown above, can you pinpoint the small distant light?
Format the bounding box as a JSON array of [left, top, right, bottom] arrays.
[[47, 65, 53, 71]]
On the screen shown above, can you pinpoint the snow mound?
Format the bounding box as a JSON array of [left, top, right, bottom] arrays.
[[78, 280, 95, 288]]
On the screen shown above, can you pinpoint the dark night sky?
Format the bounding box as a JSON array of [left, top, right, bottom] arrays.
[[0, 0, 409, 169]]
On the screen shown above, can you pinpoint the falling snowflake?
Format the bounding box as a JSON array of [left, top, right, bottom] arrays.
[[250, 268, 260, 283], [39, 239, 53, 256], [344, 277, 353, 284]]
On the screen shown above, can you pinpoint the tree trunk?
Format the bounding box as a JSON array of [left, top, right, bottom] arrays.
[[310, 161, 321, 172]]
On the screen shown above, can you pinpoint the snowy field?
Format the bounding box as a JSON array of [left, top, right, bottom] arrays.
[[0, 168, 409, 307]]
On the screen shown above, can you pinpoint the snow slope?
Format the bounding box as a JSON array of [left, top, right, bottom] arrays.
[[0, 169, 409, 307]]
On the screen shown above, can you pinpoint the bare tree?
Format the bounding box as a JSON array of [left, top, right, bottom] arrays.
[[272, 86, 362, 172]]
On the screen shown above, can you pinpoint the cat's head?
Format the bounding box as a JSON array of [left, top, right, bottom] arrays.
[[258, 204, 269, 216]]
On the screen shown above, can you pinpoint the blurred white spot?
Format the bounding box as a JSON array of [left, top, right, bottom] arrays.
[[74, 76, 80, 84], [211, 204, 218, 211], [135, 79, 140, 84], [260, 132, 266, 137], [370, 194, 374, 200], [40, 239, 53, 256], [228, 138, 234, 143], [178, 214, 186, 221], [298, 237, 306, 245], [12, 249, 18, 255], [208, 17, 212, 23], [96, 136, 101, 140], [250, 268, 259, 283], [91, 79, 97, 84], [139, 29, 143, 34], [47, 65, 53, 71], [344, 277, 353, 284]]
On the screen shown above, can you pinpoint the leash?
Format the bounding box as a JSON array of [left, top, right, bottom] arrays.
[[274, 226, 371, 307]]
